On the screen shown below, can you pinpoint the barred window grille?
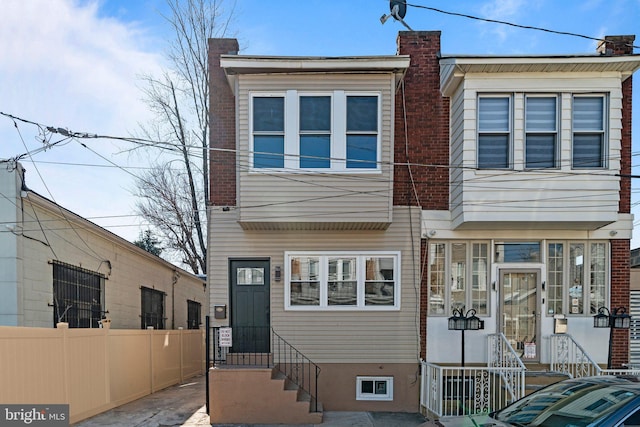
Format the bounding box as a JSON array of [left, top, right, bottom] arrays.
[[141, 286, 165, 330], [52, 260, 105, 328], [187, 300, 201, 329]]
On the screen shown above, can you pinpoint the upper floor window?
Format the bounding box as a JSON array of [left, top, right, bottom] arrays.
[[286, 251, 399, 310], [525, 96, 558, 168], [251, 91, 380, 171], [572, 96, 606, 169], [253, 96, 285, 168], [478, 96, 511, 169], [476, 93, 609, 171]]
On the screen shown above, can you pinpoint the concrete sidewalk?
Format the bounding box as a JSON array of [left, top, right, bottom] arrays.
[[73, 375, 442, 427]]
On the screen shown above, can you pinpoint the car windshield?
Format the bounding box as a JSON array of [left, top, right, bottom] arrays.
[[494, 379, 640, 426]]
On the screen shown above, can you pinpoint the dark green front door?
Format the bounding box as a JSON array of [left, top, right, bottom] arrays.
[[230, 259, 270, 352]]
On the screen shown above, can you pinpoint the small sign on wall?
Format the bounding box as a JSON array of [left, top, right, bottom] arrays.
[[219, 327, 232, 347], [523, 342, 536, 359]]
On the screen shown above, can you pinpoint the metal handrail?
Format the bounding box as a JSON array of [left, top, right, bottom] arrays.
[[550, 334, 602, 378], [272, 330, 321, 412], [488, 333, 526, 369], [205, 321, 321, 413], [487, 333, 526, 402]]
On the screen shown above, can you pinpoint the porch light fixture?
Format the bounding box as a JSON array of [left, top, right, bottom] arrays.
[[593, 306, 631, 369], [448, 308, 485, 367]]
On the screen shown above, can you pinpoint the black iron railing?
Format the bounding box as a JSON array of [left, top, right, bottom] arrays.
[[206, 318, 320, 413], [271, 329, 321, 412]]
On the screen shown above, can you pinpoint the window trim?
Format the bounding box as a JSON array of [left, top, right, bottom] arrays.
[[285, 251, 400, 311], [249, 90, 382, 173], [356, 376, 394, 401], [428, 241, 491, 317], [524, 94, 559, 169], [545, 241, 609, 317], [571, 94, 608, 169], [477, 94, 512, 169]]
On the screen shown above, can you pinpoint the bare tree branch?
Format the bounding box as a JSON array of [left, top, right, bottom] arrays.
[[133, 0, 236, 274]]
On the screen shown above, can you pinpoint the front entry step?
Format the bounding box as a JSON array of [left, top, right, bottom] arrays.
[[524, 365, 571, 395], [209, 366, 322, 425]]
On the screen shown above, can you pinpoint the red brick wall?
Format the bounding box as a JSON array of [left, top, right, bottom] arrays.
[[610, 239, 631, 368], [396, 32, 449, 361], [606, 35, 634, 368], [209, 38, 239, 206], [394, 31, 449, 209]]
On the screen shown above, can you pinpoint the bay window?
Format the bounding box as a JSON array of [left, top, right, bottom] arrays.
[[475, 92, 609, 170], [251, 91, 380, 171], [286, 252, 399, 310]]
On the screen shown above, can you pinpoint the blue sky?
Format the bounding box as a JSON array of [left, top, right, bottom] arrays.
[[1, 0, 640, 249]]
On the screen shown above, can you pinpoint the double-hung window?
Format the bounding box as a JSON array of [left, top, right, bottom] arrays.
[[253, 96, 285, 168], [478, 96, 511, 169], [346, 96, 378, 169], [286, 251, 399, 310], [300, 96, 331, 168], [251, 91, 380, 171], [525, 96, 558, 168], [572, 95, 606, 168]]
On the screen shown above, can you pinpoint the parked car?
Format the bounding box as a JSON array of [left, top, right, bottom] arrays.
[[439, 376, 640, 427]]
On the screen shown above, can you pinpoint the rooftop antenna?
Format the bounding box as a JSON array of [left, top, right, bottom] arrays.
[[380, 0, 413, 31]]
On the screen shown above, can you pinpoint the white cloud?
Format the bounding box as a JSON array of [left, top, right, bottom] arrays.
[[478, 0, 538, 44], [0, 0, 166, 241]]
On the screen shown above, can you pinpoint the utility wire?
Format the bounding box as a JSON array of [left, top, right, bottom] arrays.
[[406, 2, 640, 50]]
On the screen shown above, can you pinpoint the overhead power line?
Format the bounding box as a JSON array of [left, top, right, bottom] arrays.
[[405, 2, 640, 50]]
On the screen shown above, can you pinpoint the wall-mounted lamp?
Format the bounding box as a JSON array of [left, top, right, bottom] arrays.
[[274, 266, 282, 282], [609, 230, 618, 237]]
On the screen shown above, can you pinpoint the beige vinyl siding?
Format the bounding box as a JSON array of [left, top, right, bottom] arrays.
[[449, 72, 623, 229], [449, 83, 465, 220], [236, 73, 394, 227], [208, 206, 421, 364]]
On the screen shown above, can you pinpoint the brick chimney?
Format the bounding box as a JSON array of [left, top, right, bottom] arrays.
[[394, 31, 449, 210], [209, 38, 239, 207], [597, 35, 635, 55]]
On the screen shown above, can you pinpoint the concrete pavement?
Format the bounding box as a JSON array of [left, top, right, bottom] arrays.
[[73, 375, 442, 427]]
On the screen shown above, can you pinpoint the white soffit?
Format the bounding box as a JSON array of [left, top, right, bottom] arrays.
[[440, 54, 640, 96]]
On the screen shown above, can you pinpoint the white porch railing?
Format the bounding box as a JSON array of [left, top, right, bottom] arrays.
[[420, 362, 525, 418], [487, 333, 526, 400], [549, 334, 602, 378]]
